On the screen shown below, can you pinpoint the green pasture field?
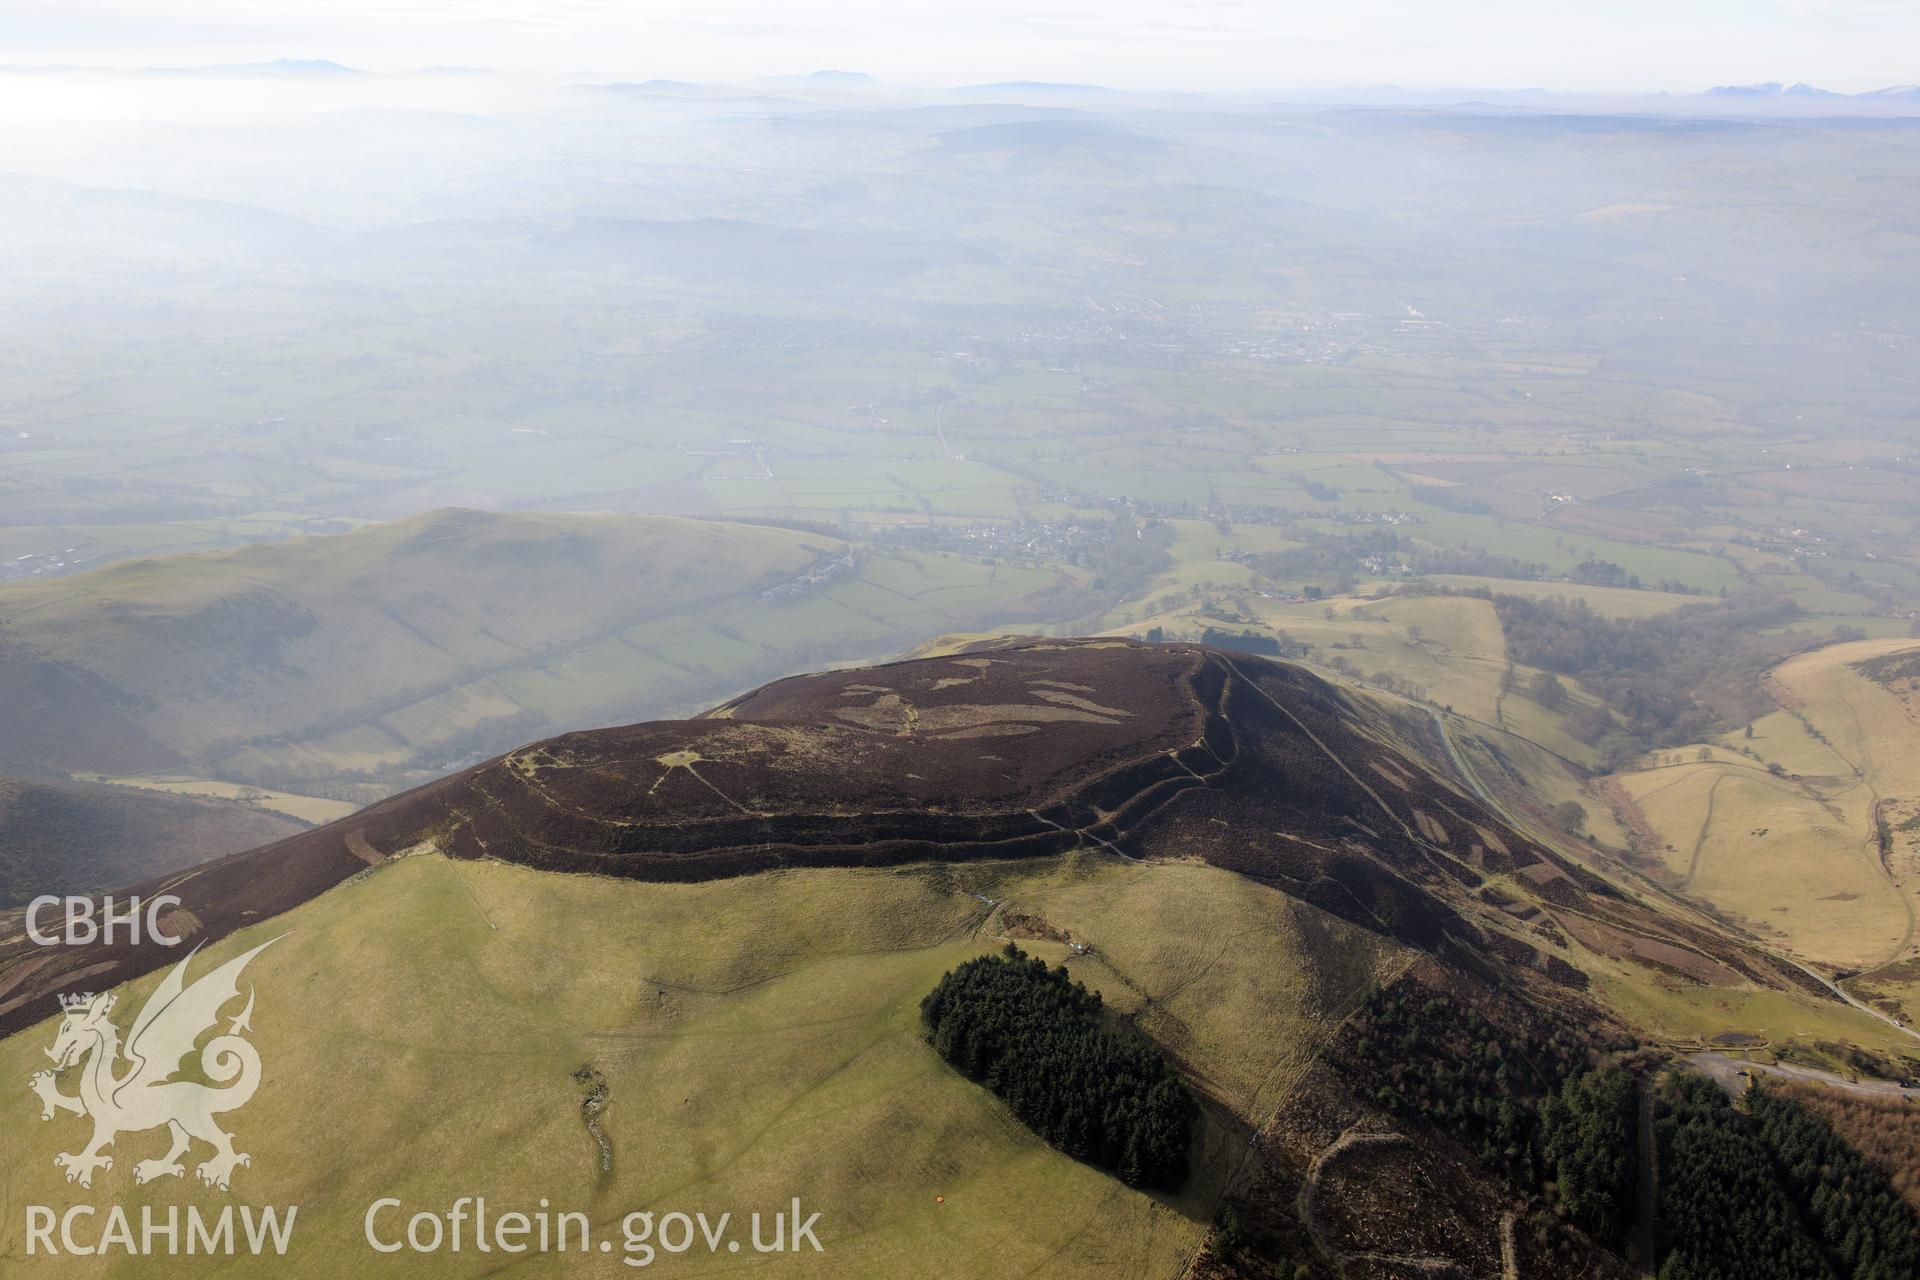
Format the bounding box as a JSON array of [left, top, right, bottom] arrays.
[[0, 853, 1406, 1278]]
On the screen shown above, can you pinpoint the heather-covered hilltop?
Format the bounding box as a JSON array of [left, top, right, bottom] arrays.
[[2, 638, 1824, 1036]]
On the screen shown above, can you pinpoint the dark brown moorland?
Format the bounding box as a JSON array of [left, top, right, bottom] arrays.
[[0, 638, 1832, 1036]]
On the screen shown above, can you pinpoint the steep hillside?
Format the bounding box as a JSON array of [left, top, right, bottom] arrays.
[[0, 509, 1070, 794], [4, 639, 1911, 1279], [0, 639, 1836, 1041], [0, 773, 305, 907], [1606, 638, 1920, 1003], [0, 853, 1404, 1278]]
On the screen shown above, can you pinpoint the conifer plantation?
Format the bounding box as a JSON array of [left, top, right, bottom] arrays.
[[1749, 1087, 1920, 1280], [1654, 1075, 1920, 1280], [921, 945, 1196, 1190]]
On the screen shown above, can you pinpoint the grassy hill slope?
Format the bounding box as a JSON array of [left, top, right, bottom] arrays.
[[0, 852, 1405, 1278], [1606, 639, 1920, 977], [1597, 639, 1920, 1031], [0, 509, 1070, 797]]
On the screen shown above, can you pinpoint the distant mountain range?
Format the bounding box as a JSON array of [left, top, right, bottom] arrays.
[[1706, 80, 1840, 98], [1706, 80, 1920, 101], [7, 59, 1920, 114]]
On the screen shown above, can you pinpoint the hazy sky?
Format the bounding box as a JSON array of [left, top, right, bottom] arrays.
[[3, 0, 1917, 92]]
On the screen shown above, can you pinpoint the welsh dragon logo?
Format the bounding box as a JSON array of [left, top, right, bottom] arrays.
[[28, 938, 279, 1191]]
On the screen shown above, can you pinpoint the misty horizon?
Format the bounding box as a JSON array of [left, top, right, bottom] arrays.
[[2, 58, 1918, 101], [5, 0, 1920, 96], [4, 6, 1920, 1278]]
